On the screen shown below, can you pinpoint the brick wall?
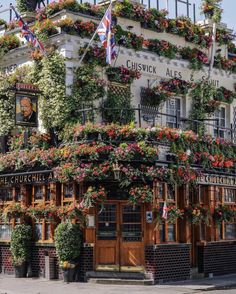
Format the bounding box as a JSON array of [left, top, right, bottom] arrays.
[[30, 246, 58, 278], [0, 243, 94, 281], [77, 244, 94, 282], [0, 244, 14, 274], [197, 241, 236, 276], [145, 244, 191, 283]]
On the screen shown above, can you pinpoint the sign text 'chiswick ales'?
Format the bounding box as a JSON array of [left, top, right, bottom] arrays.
[[197, 174, 236, 186], [0, 171, 54, 186]]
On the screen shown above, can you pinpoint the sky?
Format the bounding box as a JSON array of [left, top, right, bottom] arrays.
[[0, 0, 235, 32]]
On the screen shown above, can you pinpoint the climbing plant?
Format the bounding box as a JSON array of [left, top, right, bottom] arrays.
[[35, 51, 71, 131], [189, 81, 218, 134], [0, 66, 33, 135]]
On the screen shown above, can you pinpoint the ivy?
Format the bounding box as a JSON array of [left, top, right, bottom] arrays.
[[189, 82, 218, 134], [16, 0, 35, 13], [70, 65, 106, 122], [36, 51, 71, 131], [102, 88, 135, 124], [0, 66, 33, 135]]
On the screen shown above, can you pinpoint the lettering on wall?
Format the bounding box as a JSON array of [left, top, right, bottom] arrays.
[[0, 171, 54, 186], [125, 59, 221, 87], [197, 174, 236, 186]]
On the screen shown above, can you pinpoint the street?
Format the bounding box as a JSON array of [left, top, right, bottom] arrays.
[[0, 275, 236, 294]]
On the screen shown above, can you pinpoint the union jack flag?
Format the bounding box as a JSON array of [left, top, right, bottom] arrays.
[[97, 4, 116, 64], [12, 6, 45, 54], [162, 202, 168, 220]]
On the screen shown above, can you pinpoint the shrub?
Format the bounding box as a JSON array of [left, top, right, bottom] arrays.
[[54, 222, 82, 267], [10, 224, 32, 266]]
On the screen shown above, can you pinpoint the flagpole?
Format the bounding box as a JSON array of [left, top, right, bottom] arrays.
[[208, 22, 216, 79], [77, 2, 112, 68]]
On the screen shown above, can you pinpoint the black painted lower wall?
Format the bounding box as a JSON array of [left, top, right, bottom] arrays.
[[0, 243, 94, 281], [145, 244, 191, 283], [198, 241, 236, 276]]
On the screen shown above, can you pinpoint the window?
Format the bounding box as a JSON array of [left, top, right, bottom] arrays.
[[166, 98, 181, 128], [214, 107, 226, 138], [224, 224, 236, 239], [0, 224, 12, 240], [215, 187, 236, 241], [0, 188, 13, 202], [156, 183, 178, 243], [33, 184, 52, 204], [35, 223, 42, 241], [224, 189, 236, 203]]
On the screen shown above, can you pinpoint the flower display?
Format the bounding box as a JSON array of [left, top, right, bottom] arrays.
[[185, 205, 210, 225], [155, 205, 183, 224], [106, 66, 141, 84], [0, 34, 20, 54], [129, 185, 153, 204], [147, 39, 178, 59], [3, 202, 26, 222], [201, 0, 222, 23], [57, 203, 85, 222], [82, 186, 107, 209], [180, 47, 208, 70], [214, 206, 236, 223], [27, 203, 58, 222], [113, 142, 158, 162]]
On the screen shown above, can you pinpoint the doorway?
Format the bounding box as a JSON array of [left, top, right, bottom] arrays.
[[95, 202, 144, 272]]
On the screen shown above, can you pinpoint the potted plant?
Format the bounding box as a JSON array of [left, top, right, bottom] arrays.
[[54, 221, 82, 283], [10, 224, 32, 278]]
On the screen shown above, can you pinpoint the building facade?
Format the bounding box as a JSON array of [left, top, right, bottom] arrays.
[[0, 0, 235, 283]]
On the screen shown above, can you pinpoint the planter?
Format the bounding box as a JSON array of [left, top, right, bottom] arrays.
[[62, 268, 75, 283], [204, 11, 214, 19], [14, 262, 27, 278]]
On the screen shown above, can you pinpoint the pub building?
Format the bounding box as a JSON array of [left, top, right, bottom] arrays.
[[0, 0, 236, 284]]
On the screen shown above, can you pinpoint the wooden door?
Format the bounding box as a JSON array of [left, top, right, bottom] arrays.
[[120, 204, 144, 272], [95, 202, 144, 272], [96, 203, 119, 271]]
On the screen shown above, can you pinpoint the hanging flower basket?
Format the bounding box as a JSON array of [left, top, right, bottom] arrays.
[[213, 206, 236, 223], [184, 205, 210, 225], [129, 185, 153, 205]]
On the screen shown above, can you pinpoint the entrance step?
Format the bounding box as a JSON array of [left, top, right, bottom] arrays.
[[86, 271, 146, 280], [86, 271, 154, 285], [88, 278, 154, 285], [190, 268, 204, 280]]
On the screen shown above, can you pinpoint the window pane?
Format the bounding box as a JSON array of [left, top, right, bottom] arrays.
[[35, 186, 43, 200], [168, 224, 175, 242], [0, 224, 12, 240], [64, 184, 73, 198], [158, 184, 164, 199], [15, 187, 22, 202], [166, 98, 181, 128], [167, 185, 175, 200], [160, 224, 165, 242], [35, 223, 42, 241], [224, 189, 236, 203], [45, 223, 51, 240], [225, 224, 236, 239]]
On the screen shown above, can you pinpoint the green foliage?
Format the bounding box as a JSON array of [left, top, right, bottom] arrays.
[[54, 221, 82, 263], [0, 66, 33, 135], [189, 82, 218, 134], [70, 65, 105, 122], [35, 52, 71, 130], [102, 89, 135, 125], [16, 0, 34, 13], [10, 224, 32, 266]]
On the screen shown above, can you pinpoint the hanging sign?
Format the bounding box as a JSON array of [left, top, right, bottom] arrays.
[[15, 83, 39, 127]]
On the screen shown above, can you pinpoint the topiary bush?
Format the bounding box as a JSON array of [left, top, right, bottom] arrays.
[[54, 221, 82, 267], [10, 224, 32, 266]]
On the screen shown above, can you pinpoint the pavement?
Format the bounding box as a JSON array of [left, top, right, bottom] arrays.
[[0, 273, 236, 294]]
